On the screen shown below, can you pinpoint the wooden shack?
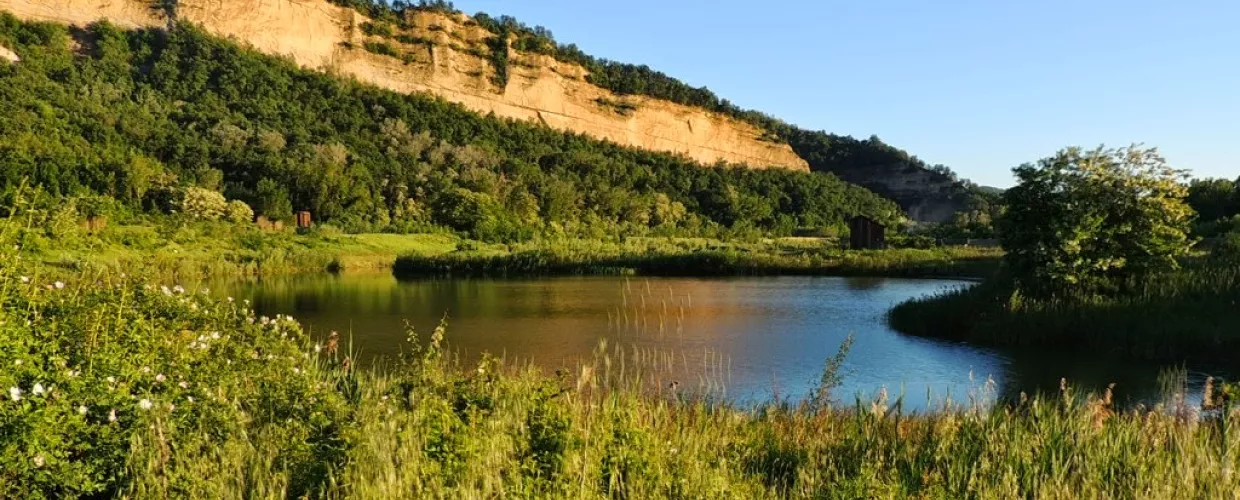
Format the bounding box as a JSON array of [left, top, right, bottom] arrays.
[[849, 216, 886, 250], [296, 211, 312, 229]]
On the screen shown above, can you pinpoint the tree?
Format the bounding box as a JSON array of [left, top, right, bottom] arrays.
[[998, 146, 1194, 297]]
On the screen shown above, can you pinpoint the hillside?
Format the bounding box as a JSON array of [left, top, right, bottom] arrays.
[[0, 12, 898, 241], [0, 0, 974, 221]]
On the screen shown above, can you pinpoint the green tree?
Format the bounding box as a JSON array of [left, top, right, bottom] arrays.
[[998, 146, 1195, 297]]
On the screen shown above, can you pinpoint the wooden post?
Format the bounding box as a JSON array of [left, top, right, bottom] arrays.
[[296, 211, 312, 229]]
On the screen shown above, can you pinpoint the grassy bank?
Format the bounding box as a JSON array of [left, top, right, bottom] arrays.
[[393, 239, 1001, 279], [889, 262, 1240, 363], [17, 214, 1001, 281], [3, 242, 1240, 498]]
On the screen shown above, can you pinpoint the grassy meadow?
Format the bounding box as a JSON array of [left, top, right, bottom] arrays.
[[4, 238, 1240, 498], [14, 210, 1001, 282]]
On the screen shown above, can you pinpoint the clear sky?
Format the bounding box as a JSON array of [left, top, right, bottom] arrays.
[[444, 0, 1238, 187]]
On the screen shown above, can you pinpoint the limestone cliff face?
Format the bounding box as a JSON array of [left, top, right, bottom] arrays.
[[0, 0, 808, 171]]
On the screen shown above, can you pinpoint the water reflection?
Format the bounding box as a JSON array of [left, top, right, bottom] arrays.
[[213, 274, 1229, 411]]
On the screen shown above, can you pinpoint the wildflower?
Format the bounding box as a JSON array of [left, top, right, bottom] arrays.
[[173, 285, 185, 294], [32, 383, 44, 395], [227, 296, 235, 303], [211, 332, 220, 340], [168, 403, 175, 411], [314, 343, 322, 353], [33, 455, 43, 468], [53, 281, 64, 289], [19, 276, 29, 283], [138, 399, 153, 410], [178, 381, 189, 389], [106, 376, 116, 384], [160, 286, 171, 296], [186, 396, 194, 403], [14, 359, 21, 366], [108, 409, 117, 422], [155, 374, 166, 383], [141, 366, 151, 374], [293, 367, 301, 374], [8, 387, 21, 401], [78, 405, 88, 415]]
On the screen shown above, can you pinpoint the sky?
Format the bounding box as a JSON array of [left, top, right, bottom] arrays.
[[442, 0, 1239, 188]]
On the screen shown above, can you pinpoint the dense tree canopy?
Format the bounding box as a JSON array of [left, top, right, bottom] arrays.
[[998, 146, 1194, 297], [0, 14, 900, 241], [327, 0, 982, 212]]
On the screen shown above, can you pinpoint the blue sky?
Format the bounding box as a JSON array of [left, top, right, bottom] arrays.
[[445, 0, 1238, 187]]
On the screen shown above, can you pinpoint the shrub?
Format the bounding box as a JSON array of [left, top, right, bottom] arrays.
[[224, 199, 254, 224], [178, 188, 228, 220]]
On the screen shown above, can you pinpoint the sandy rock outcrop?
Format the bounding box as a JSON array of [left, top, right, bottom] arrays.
[[0, 44, 17, 63], [0, 0, 809, 171]]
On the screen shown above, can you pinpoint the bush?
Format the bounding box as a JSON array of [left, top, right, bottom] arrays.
[[178, 188, 228, 220], [224, 200, 255, 224]]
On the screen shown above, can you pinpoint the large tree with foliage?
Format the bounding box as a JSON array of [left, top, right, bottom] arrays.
[[997, 146, 1195, 297]]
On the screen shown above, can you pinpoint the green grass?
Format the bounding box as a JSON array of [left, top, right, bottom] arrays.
[[3, 240, 1240, 497], [15, 215, 1002, 282], [889, 261, 1240, 363], [393, 239, 1002, 279]]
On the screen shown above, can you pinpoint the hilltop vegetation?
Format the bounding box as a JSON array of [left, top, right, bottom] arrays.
[[0, 14, 899, 243], [331, 0, 983, 213]]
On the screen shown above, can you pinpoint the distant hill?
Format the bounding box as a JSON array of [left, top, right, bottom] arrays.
[[0, 0, 982, 222], [0, 11, 900, 241]]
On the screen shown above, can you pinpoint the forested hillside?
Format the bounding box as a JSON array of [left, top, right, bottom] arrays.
[[337, 0, 980, 218], [0, 14, 899, 241]]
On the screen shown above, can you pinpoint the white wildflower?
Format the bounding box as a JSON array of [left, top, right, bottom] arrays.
[[178, 381, 188, 389], [186, 396, 194, 403], [78, 405, 88, 415], [155, 374, 166, 383], [173, 285, 185, 294], [20, 276, 29, 283], [227, 296, 235, 303], [141, 366, 151, 374], [314, 343, 322, 353], [210, 332, 220, 340], [108, 409, 117, 422], [168, 403, 175, 411], [106, 376, 116, 384], [14, 359, 22, 366], [33, 455, 44, 467], [53, 281, 64, 289], [293, 367, 301, 374], [8, 387, 21, 401], [138, 399, 153, 411], [32, 383, 44, 395], [160, 286, 172, 296]]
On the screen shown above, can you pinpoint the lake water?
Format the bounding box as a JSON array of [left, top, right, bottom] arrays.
[[215, 274, 1217, 411]]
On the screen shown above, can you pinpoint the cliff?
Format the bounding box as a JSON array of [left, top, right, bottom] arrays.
[[0, 0, 808, 172]]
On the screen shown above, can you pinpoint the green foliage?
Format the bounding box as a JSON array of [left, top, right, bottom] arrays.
[[317, 0, 977, 213], [889, 261, 1240, 363], [224, 199, 254, 224], [178, 187, 227, 220], [0, 15, 901, 242], [1187, 176, 1240, 236], [998, 146, 1195, 297]]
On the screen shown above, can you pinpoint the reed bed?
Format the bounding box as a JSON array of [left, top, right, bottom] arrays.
[[889, 263, 1240, 363]]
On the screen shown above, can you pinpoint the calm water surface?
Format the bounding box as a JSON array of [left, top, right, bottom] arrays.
[[216, 274, 1218, 410]]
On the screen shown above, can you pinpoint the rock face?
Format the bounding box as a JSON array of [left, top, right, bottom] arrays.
[[0, 44, 17, 63], [0, 0, 809, 171]]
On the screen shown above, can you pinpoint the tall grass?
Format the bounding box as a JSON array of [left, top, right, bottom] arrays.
[[393, 239, 1001, 279], [889, 262, 1240, 363], [4, 233, 1240, 497]]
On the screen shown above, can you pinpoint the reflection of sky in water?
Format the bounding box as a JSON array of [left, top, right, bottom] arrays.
[[215, 275, 1229, 412]]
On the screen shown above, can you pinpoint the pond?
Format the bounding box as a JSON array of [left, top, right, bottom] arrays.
[[215, 274, 1216, 411]]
